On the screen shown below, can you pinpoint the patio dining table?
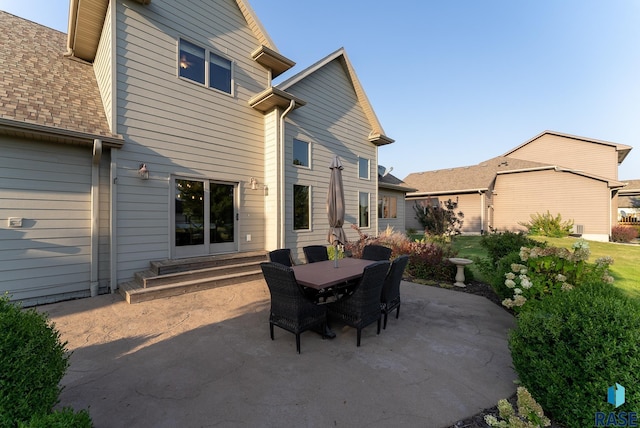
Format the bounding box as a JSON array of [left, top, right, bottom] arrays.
[[291, 258, 377, 290], [291, 258, 377, 339]]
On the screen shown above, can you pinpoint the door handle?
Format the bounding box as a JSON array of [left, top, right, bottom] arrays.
[[236, 213, 239, 221]]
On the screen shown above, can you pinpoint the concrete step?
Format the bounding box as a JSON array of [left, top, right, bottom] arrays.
[[119, 269, 264, 304], [119, 251, 268, 304]]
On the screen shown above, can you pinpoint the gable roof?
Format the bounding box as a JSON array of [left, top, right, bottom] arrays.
[[0, 11, 122, 147], [277, 47, 394, 147], [620, 179, 640, 196], [404, 156, 548, 196], [66, 0, 294, 77], [504, 130, 633, 165]]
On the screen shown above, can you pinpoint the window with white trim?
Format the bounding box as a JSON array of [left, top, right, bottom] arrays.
[[179, 39, 233, 94], [294, 185, 310, 230], [378, 196, 397, 219], [293, 139, 310, 167], [358, 157, 369, 179], [359, 192, 370, 228]]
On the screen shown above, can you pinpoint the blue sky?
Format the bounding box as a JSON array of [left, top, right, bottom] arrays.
[[2, 0, 639, 180]]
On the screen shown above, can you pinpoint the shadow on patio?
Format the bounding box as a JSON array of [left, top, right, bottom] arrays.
[[38, 279, 517, 428]]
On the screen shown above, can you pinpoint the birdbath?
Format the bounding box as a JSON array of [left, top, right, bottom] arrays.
[[449, 257, 473, 288]]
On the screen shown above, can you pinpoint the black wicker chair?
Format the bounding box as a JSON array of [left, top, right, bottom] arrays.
[[381, 255, 409, 329], [268, 249, 294, 267], [362, 244, 392, 261], [303, 245, 329, 263], [260, 262, 327, 354], [327, 260, 390, 346]]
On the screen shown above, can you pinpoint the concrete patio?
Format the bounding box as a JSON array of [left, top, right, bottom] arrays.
[[38, 279, 517, 427]]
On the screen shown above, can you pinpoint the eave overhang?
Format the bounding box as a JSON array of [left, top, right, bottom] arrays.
[[0, 118, 124, 149], [379, 182, 417, 192], [251, 45, 295, 78], [248, 87, 306, 113], [406, 188, 489, 199], [368, 132, 394, 147]]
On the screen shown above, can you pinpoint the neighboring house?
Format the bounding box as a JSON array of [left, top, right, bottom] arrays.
[[618, 179, 640, 223], [404, 131, 632, 242], [0, 0, 393, 305], [376, 166, 416, 234]]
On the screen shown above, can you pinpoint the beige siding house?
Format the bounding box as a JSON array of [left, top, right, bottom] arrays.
[[377, 166, 416, 234], [404, 131, 632, 242], [618, 179, 640, 223], [0, 1, 393, 305]]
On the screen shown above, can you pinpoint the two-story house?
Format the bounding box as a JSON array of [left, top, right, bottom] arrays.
[[404, 131, 631, 242], [0, 0, 393, 305]]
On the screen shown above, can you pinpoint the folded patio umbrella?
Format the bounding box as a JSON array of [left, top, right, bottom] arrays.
[[327, 155, 347, 248]]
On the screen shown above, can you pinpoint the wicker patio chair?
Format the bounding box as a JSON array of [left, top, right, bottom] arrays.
[[303, 245, 329, 263], [268, 249, 294, 267], [327, 260, 390, 346], [381, 255, 409, 329], [260, 262, 327, 354], [361, 244, 392, 261]]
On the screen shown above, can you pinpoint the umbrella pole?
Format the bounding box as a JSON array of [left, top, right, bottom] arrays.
[[334, 243, 338, 268]]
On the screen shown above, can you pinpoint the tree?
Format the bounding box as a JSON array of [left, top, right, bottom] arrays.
[[413, 197, 464, 238]]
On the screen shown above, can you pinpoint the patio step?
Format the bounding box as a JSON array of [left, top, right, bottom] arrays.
[[119, 251, 268, 304]]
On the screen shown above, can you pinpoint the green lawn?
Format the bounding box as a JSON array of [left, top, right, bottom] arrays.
[[452, 235, 640, 299]]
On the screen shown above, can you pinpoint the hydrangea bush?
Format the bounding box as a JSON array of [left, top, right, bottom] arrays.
[[501, 239, 613, 310]]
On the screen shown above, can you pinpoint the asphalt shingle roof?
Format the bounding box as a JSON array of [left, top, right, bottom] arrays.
[[0, 11, 115, 139], [403, 156, 550, 194]]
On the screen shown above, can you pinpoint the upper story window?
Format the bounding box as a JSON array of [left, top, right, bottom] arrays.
[[293, 139, 310, 167], [358, 157, 369, 179], [179, 39, 233, 95]]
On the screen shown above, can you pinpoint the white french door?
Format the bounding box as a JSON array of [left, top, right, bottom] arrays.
[[172, 177, 238, 258]]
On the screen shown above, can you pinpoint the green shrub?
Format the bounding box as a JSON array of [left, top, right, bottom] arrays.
[[501, 239, 614, 311], [480, 231, 541, 267], [518, 211, 574, 237], [509, 280, 640, 427], [0, 295, 70, 426], [486, 251, 523, 300], [19, 408, 92, 428], [611, 225, 639, 243]]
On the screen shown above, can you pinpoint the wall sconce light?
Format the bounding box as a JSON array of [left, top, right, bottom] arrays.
[[249, 177, 258, 190], [138, 163, 149, 180]]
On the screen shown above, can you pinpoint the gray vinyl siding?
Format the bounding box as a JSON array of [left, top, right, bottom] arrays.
[[493, 169, 611, 236], [280, 59, 378, 263], [112, 0, 270, 283], [507, 134, 618, 180], [98, 150, 112, 290], [0, 138, 94, 305], [94, 1, 113, 131]]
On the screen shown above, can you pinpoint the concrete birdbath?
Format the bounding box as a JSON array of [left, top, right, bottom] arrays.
[[448, 257, 473, 288]]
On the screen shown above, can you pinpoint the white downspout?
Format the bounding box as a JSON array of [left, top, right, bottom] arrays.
[[90, 139, 102, 297], [278, 100, 296, 248], [110, 149, 118, 293]]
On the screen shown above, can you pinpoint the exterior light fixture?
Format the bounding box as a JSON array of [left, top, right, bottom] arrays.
[[138, 163, 149, 180], [250, 177, 258, 190]]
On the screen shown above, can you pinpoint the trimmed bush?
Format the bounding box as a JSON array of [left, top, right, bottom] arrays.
[[611, 225, 638, 243], [0, 295, 70, 426], [509, 280, 640, 427]]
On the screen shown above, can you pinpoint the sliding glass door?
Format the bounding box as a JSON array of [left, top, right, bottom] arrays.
[[173, 178, 237, 258]]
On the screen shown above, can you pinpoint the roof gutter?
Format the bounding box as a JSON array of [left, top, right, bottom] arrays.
[[65, 0, 80, 57], [0, 118, 124, 148], [406, 187, 489, 198]]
